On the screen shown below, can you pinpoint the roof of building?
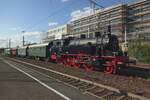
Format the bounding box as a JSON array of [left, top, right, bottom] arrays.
[[70, 4, 124, 22], [129, 0, 148, 6], [48, 24, 68, 32]]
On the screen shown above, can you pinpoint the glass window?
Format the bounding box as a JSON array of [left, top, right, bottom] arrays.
[[143, 2, 150, 8], [89, 33, 94, 38], [143, 25, 150, 30], [110, 19, 121, 24], [143, 13, 150, 20]]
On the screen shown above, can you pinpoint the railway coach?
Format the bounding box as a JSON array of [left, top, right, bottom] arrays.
[[27, 43, 51, 61]]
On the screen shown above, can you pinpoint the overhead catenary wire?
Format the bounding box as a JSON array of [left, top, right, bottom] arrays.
[[88, 0, 104, 9]]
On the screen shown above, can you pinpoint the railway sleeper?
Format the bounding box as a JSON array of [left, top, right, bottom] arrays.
[[49, 75, 65, 81], [63, 79, 76, 83], [104, 95, 124, 100], [94, 89, 112, 97], [66, 79, 80, 84], [51, 73, 61, 78], [92, 88, 105, 94], [101, 92, 124, 100], [101, 91, 114, 98], [70, 80, 84, 86], [61, 77, 73, 81], [78, 84, 93, 92], [121, 96, 139, 100], [78, 83, 92, 89], [60, 76, 72, 80], [61, 75, 69, 79], [116, 95, 126, 100], [102, 92, 137, 100], [73, 81, 86, 87], [84, 86, 97, 91]]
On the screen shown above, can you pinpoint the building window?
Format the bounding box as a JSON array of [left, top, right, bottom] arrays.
[[89, 33, 94, 38], [128, 16, 141, 22], [110, 19, 122, 24], [129, 8, 142, 15], [143, 25, 150, 30], [143, 2, 150, 8], [143, 13, 150, 20]]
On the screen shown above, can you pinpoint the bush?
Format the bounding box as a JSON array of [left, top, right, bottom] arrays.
[[128, 41, 150, 64]]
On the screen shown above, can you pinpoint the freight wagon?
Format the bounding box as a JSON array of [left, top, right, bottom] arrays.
[[10, 48, 18, 56], [17, 46, 28, 57], [4, 48, 11, 55]]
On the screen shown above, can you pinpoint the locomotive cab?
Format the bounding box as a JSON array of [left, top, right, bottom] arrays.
[[91, 33, 128, 74]]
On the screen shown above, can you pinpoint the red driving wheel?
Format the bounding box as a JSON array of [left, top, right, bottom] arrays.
[[83, 64, 93, 72], [105, 66, 114, 74]]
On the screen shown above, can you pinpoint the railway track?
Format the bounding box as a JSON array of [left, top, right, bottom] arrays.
[[7, 57, 150, 100], [10, 56, 150, 80], [118, 65, 150, 79]]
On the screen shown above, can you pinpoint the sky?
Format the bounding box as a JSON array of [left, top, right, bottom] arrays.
[[0, 0, 137, 48]]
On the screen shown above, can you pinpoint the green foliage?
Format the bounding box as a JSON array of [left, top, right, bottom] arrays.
[[128, 40, 150, 64]]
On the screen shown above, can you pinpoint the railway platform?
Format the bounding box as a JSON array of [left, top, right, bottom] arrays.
[[0, 57, 100, 100]]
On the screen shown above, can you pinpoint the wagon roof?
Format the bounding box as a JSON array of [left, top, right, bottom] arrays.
[[18, 46, 28, 49], [28, 43, 49, 48], [5, 48, 10, 51], [11, 47, 18, 50]]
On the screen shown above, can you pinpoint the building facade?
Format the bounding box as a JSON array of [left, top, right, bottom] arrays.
[[127, 0, 150, 40], [69, 0, 150, 41], [43, 0, 150, 42], [43, 24, 71, 43]]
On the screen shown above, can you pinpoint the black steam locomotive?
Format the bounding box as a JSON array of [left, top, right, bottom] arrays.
[[49, 31, 128, 74]]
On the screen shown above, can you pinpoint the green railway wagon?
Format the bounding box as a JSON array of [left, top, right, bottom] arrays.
[[28, 43, 50, 60]]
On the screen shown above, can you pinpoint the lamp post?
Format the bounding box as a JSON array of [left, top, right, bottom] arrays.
[[22, 31, 25, 46], [8, 39, 11, 49]]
